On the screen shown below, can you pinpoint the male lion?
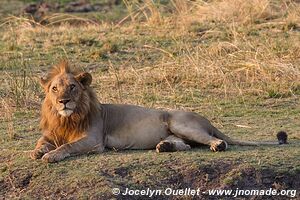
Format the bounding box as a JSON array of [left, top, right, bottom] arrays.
[[31, 61, 281, 163]]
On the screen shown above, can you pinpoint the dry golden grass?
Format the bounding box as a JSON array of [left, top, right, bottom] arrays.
[[0, 0, 300, 109], [195, 0, 272, 24]]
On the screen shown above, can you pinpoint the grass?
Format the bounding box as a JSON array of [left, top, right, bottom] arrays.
[[0, 0, 300, 199]]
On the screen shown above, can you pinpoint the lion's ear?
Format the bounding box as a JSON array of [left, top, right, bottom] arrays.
[[40, 77, 50, 92], [75, 72, 92, 87]]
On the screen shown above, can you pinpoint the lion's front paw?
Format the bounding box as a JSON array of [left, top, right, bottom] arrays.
[[30, 149, 44, 160], [41, 150, 69, 163]]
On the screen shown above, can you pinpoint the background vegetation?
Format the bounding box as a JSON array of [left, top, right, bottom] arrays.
[[0, 0, 299, 199]]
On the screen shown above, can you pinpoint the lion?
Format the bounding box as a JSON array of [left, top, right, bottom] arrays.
[[30, 61, 284, 163]]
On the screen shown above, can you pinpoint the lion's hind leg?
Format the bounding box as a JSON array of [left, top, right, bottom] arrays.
[[156, 135, 191, 153], [168, 111, 228, 152]]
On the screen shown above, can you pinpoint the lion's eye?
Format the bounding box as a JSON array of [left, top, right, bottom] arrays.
[[70, 84, 76, 90], [52, 86, 58, 92]]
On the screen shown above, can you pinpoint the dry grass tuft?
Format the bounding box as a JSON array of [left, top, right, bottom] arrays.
[[1, 99, 16, 140], [195, 0, 273, 25]]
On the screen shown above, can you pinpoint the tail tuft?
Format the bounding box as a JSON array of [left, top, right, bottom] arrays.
[[277, 131, 288, 145]]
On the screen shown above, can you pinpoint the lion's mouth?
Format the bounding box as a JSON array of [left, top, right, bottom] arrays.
[[58, 109, 73, 117]]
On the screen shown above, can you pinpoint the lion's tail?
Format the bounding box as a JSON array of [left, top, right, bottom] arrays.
[[211, 126, 278, 146]]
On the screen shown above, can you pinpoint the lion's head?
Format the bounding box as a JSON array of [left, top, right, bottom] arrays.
[[40, 61, 92, 117], [40, 61, 99, 140]]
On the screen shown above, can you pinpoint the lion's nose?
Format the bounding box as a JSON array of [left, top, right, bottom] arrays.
[[58, 99, 70, 105]]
